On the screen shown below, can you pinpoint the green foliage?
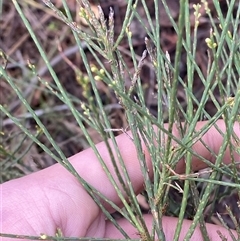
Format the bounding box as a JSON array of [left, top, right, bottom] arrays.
[[1, 0, 240, 240]]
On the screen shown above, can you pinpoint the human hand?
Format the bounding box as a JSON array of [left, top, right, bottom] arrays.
[[1, 120, 240, 240]]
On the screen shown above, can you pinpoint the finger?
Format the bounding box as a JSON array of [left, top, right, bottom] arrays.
[[69, 119, 239, 208], [68, 127, 152, 211], [104, 214, 237, 240], [174, 119, 240, 173]]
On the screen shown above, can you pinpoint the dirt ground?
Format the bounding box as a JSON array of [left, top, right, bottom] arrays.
[[1, 0, 239, 230]]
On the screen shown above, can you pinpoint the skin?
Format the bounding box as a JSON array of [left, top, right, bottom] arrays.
[[1, 120, 240, 240]]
